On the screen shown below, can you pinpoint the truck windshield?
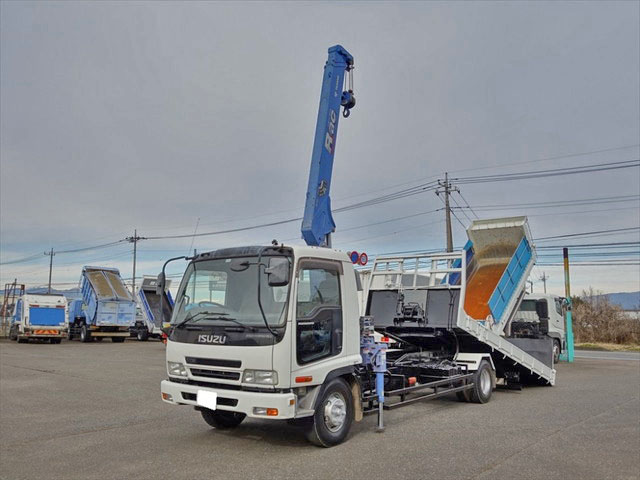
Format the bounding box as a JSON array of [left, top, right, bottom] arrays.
[[171, 256, 290, 328]]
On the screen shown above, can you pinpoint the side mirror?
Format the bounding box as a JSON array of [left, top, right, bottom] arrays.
[[265, 257, 290, 287], [536, 299, 549, 319], [156, 272, 166, 296]]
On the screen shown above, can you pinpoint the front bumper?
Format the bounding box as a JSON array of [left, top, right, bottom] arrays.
[[161, 379, 296, 419]]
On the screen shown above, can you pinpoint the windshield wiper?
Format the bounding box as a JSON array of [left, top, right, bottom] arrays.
[[173, 311, 228, 329]]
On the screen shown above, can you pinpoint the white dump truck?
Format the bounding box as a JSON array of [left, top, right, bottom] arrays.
[[159, 217, 555, 447], [9, 293, 68, 343], [512, 293, 567, 363], [130, 276, 174, 341]]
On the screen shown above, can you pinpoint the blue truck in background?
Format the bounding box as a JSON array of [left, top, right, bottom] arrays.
[[68, 266, 136, 343], [9, 293, 68, 343]]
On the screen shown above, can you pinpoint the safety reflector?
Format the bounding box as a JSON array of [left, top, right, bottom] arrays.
[[295, 376, 313, 383]]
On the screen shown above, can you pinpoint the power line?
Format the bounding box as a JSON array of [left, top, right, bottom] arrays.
[[455, 159, 639, 184], [536, 227, 640, 241]]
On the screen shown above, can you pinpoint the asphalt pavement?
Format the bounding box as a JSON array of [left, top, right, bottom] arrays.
[[574, 349, 640, 361], [1, 339, 639, 480]]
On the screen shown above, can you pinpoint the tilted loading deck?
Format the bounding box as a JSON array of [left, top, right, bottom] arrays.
[[366, 217, 555, 385]]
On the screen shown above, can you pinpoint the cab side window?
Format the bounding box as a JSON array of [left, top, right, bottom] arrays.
[[296, 263, 343, 365]]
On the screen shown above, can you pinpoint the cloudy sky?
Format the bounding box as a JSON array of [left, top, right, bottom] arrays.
[[1, 1, 639, 296]]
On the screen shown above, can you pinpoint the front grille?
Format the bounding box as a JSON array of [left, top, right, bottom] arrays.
[[181, 392, 238, 406], [169, 377, 242, 391], [189, 368, 241, 381], [185, 357, 241, 368]]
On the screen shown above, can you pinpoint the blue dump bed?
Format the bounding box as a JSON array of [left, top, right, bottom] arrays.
[[462, 216, 536, 335], [81, 267, 136, 327]]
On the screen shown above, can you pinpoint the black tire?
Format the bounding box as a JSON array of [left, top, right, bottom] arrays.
[[468, 360, 494, 404], [137, 329, 149, 341], [9, 326, 18, 341], [80, 325, 91, 343], [201, 409, 246, 429], [95, 337, 103, 342], [552, 340, 561, 364], [305, 378, 354, 447], [17, 337, 28, 343], [67, 330, 74, 341], [112, 337, 126, 343], [50, 338, 62, 344]]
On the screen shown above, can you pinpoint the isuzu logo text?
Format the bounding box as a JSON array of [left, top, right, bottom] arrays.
[[324, 109, 337, 154], [197, 334, 227, 344]]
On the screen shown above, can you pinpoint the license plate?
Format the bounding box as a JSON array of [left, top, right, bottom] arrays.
[[197, 390, 217, 410]]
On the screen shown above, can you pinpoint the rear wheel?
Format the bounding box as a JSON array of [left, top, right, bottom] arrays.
[[552, 340, 561, 364], [306, 378, 354, 447], [457, 361, 494, 404], [17, 336, 28, 343], [80, 325, 91, 343], [9, 326, 17, 341], [112, 337, 126, 343], [201, 409, 246, 429]]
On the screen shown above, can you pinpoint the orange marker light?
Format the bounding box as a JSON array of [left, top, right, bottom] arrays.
[[266, 408, 278, 416], [295, 376, 313, 383]]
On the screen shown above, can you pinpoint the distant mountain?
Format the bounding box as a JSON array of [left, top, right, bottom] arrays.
[[600, 292, 640, 310]]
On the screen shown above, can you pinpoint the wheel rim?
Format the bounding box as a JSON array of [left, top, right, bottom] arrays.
[[479, 368, 491, 397], [553, 344, 559, 360], [323, 392, 347, 433]]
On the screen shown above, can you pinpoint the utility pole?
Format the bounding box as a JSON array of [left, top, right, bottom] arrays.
[[126, 230, 146, 299], [560, 247, 575, 363], [539, 272, 549, 294], [436, 172, 459, 252], [44, 248, 55, 294]]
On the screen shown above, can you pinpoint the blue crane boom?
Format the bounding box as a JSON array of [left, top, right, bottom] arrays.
[[301, 45, 356, 247]]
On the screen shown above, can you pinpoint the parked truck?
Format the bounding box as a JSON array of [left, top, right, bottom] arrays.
[[158, 46, 555, 447], [68, 266, 136, 342], [9, 293, 68, 343], [511, 293, 566, 363], [130, 276, 174, 341]]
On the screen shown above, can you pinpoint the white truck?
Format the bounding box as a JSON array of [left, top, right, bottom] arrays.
[[160, 217, 555, 447], [130, 276, 173, 341], [9, 294, 68, 343], [511, 293, 567, 363]]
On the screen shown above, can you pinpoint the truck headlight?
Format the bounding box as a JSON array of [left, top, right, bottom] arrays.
[[167, 361, 187, 377], [242, 369, 278, 385]]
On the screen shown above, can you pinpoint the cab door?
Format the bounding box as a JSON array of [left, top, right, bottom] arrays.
[[292, 260, 344, 376]]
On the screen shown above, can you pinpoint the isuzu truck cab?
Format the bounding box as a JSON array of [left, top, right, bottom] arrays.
[[161, 244, 364, 445]]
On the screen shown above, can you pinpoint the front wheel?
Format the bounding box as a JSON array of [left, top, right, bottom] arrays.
[[136, 329, 149, 341], [306, 378, 354, 447], [201, 409, 246, 429]]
